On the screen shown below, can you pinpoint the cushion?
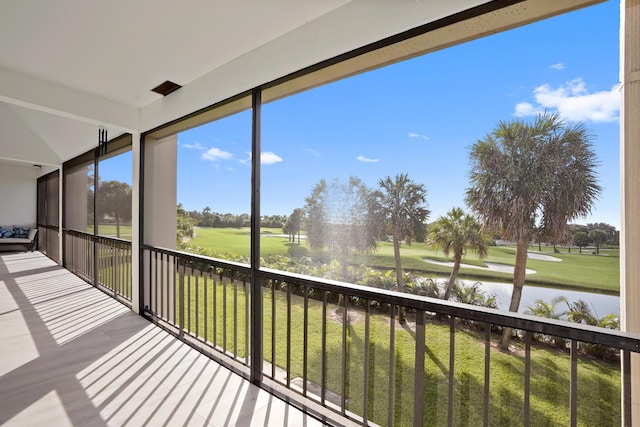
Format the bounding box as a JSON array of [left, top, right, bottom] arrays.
[[0, 227, 13, 238], [12, 226, 30, 239]]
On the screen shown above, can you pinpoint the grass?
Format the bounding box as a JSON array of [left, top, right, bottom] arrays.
[[188, 227, 620, 294], [179, 275, 621, 426], [87, 224, 133, 240]]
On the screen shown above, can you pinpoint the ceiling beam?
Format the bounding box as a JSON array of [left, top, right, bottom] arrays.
[[0, 65, 139, 132]]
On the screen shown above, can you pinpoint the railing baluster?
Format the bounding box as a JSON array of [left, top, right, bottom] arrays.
[[213, 270, 218, 348], [187, 265, 192, 333], [388, 304, 396, 427], [362, 299, 370, 426], [153, 251, 158, 315], [413, 309, 425, 427], [524, 331, 531, 427], [178, 259, 185, 337], [271, 280, 276, 379], [286, 281, 292, 388], [158, 251, 163, 319], [448, 316, 455, 427], [196, 268, 200, 338], [245, 277, 250, 366], [234, 271, 238, 358], [223, 273, 227, 352], [303, 285, 309, 397], [483, 322, 491, 426], [570, 339, 578, 427], [204, 271, 208, 343], [341, 293, 348, 415], [172, 256, 180, 322], [243, 276, 250, 366], [113, 243, 118, 297], [321, 290, 327, 405]]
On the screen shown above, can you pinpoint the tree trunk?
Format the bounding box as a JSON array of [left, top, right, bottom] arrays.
[[115, 213, 121, 238], [499, 235, 530, 350], [392, 230, 406, 323], [444, 253, 462, 300]]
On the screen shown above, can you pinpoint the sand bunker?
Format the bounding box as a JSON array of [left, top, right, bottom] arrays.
[[423, 258, 536, 275], [526, 252, 562, 262]]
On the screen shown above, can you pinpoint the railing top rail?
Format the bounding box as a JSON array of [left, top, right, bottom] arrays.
[[63, 228, 132, 245], [141, 244, 252, 274], [258, 267, 640, 352], [138, 245, 639, 352]]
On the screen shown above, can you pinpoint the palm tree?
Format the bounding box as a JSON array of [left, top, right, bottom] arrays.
[[429, 207, 488, 300], [374, 173, 429, 322], [526, 296, 569, 320], [466, 112, 601, 350], [525, 296, 570, 348]]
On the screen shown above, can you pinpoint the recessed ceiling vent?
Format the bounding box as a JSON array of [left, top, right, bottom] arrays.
[[151, 80, 182, 96]]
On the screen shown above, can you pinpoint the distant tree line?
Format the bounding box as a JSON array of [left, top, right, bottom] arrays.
[[177, 204, 287, 229]]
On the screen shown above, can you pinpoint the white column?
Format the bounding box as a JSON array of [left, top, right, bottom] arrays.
[[620, 0, 640, 423], [131, 132, 141, 313], [142, 135, 177, 321]]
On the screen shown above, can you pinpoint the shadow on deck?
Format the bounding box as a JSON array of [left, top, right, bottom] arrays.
[[0, 251, 323, 426]]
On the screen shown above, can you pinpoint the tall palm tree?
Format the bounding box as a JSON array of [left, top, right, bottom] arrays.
[[466, 112, 601, 350], [429, 207, 488, 300], [374, 173, 429, 322]]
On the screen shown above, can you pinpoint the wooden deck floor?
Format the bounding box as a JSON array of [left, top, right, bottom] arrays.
[[0, 251, 325, 427]]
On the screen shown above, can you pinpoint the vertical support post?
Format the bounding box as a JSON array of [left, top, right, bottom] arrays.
[[58, 166, 64, 265], [250, 87, 263, 384], [93, 152, 99, 287], [621, 1, 640, 424], [131, 132, 141, 313]]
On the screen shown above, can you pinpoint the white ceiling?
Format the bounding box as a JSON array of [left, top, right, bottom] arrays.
[[0, 0, 596, 169]]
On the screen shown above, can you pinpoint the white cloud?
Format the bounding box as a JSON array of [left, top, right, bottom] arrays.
[[202, 147, 233, 161], [357, 155, 380, 163], [305, 148, 321, 157], [182, 142, 205, 150], [261, 152, 283, 165], [550, 62, 566, 70], [514, 78, 620, 123], [408, 132, 429, 141]]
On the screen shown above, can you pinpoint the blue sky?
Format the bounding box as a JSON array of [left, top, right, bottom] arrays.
[[167, 2, 622, 228]]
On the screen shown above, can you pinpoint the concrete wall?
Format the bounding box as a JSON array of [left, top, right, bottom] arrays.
[[0, 163, 37, 226]]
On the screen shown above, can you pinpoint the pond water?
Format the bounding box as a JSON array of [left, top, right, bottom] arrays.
[[457, 279, 620, 317]]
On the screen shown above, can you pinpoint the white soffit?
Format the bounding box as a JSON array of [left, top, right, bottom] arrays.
[[0, 0, 352, 109]]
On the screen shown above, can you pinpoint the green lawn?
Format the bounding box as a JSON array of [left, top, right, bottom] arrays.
[[87, 224, 133, 240], [188, 227, 620, 294], [181, 276, 620, 426]]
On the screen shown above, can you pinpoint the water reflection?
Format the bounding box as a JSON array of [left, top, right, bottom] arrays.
[[458, 279, 620, 317]]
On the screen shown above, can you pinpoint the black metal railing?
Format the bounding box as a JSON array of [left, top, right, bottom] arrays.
[[141, 245, 251, 374], [64, 229, 132, 305], [140, 245, 639, 427], [37, 224, 60, 262]]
